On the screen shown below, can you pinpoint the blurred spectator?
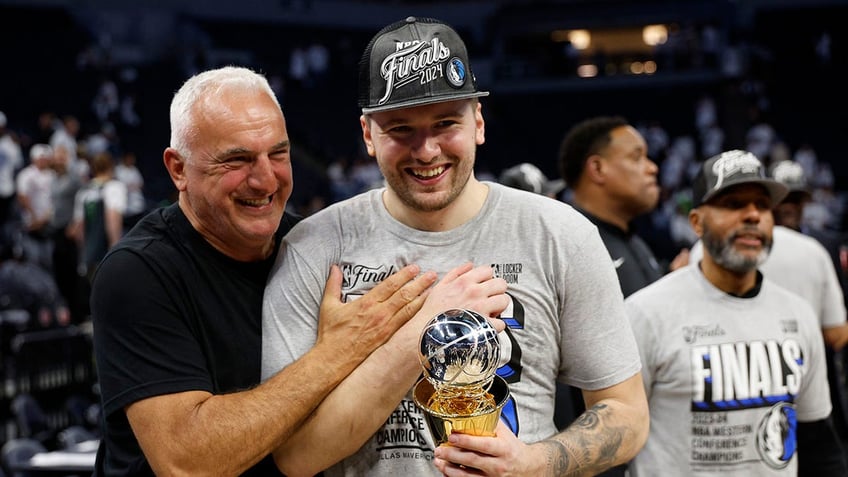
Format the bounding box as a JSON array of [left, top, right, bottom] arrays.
[[68, 153, 127, 283], [699, 123, 725, 159], [268, 72, 286, 107], [15, 144, 56, 271], [92, 77, 120, 123], [114, 151, 148, 230], [639, 120, 670, 161], [306, 40, 330, 87], [0, 111, 24, 225], [694, 95, 718, 132], [658, 142, 690, 192], [326, 155, 359, 202], [49, 115, 81, 174], [0, 237, 70, 330], [816, 31, 832, 66], [48, 145, 84, 322], [763, 141, 792, 170], [85, 122, 120, 159], [698, 23, 721, 68], [120, 92, 141, 128], [33, 112, 57, 146], [745, 119, 776, 162], [720, 42, 746, 77], [770, 159, 847, 292], [349, 155, 383, 191], [795, 143, 819, 181], [288, 44, 309, 89], [694, 97, 724, 160], [665, 189, 700, 250]]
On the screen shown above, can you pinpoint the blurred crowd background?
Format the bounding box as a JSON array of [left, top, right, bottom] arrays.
[[0, 0, 846, 457]]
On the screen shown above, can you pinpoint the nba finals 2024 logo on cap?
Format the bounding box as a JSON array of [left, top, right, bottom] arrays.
[[358, 16, 489, 114], [692, 150, 788, 207]]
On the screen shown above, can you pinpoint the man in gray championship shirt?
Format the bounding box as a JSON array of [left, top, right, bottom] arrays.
[[262, 15, 649, 477], [626, 149, 847, 475]]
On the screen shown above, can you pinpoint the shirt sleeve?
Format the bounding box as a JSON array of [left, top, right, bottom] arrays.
[[794, 297, 833, 422], [104, 180, 128, 215], [92, 249, 213, 416], [559, 221, 642, 389], [813, 240, 847, 329], [261, 224, 330, 382], [625, 296, 656, 399]]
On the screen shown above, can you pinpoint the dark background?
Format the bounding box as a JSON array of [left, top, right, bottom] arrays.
[[0, 0, 845, 209]]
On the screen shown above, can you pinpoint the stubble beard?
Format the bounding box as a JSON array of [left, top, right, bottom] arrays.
[[382, 160, 473, 213]]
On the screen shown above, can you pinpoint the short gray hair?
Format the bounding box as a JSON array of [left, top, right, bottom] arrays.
[[169, 66, 281, 156]]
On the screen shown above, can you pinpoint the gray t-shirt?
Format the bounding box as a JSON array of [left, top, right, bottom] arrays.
[[262, 182, 641, 476], [626, 265, 831, 476]]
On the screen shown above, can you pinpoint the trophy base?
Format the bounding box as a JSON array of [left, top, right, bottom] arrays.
[[412, 375, 510, 446]]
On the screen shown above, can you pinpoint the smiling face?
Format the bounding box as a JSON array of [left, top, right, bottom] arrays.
[[361, 99, 485, 214], [692, 183, 774, 274], [165, 87, 292, 261]]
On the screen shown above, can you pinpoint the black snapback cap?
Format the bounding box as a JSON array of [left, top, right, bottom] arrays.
[[692, 150, 789, 207], [358, 16, 489, 114]]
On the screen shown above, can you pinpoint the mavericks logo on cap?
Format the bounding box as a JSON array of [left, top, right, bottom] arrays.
[[378, 38, 459, 106], [711, 150, 762, 191], [446, 57, 467, 88]]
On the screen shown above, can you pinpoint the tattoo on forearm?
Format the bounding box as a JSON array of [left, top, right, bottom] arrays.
[[542, 403, 626, 477], [542, 440, 569, 477], [574, 403, 603, 429]]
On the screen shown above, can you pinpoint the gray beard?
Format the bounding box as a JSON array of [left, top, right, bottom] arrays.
[[702, 228, 770, 274]]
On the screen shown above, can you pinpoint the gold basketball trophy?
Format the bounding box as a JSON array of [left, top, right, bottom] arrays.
[[412, 309, 510, 445]]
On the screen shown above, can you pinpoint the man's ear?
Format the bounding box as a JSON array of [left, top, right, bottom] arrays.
[[475, 101, 485, 146], [689, 207, 704, 238], [584, 155, 605, 184], [360, 115, 376, 157], [163, 147, 188, 191]]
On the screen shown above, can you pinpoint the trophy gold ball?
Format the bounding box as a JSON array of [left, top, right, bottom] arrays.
[[413, 309, 510, 446]]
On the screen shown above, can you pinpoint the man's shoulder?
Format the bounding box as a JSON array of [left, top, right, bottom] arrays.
[[491, 183, 590, 227], [110, 207, 174, 254], [774, 225, 821, 247], [95, 209, 189, 283], [626, 265, 693, 303], [761, 277, 822, 330], [286, 192, 375, 238], [771, 226, 833, 263], [16, 165, 36, 180]]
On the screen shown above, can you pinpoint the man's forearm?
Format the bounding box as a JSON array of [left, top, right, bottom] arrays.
[[537, 403, 629, 476], [822, 324, 848, 352], [272, 323, 422, 476], [132, 341, 369, 476], [105, 209, 123, 246], [535, 375, 649, 477]]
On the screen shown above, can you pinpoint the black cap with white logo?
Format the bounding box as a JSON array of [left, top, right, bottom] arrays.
[[358, 16, 489, 114], [692, 150, 789, 207]]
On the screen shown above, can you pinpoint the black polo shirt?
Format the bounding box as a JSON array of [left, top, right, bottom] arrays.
[[576, 207, 663, 298]]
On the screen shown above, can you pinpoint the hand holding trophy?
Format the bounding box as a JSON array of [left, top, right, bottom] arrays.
[[412, 309, 510, 445]]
